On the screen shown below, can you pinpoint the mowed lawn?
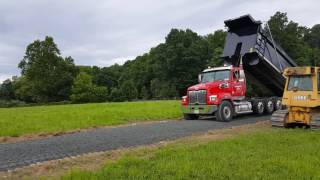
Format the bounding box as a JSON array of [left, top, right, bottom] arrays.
[[0, 100, 181, 137], [62, 129, 320, 180]]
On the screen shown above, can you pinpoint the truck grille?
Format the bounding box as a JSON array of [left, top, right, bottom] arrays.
[[188, 90, 207, 105]]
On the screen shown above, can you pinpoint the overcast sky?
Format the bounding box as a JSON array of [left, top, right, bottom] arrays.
[[0, 0, 319, 82]]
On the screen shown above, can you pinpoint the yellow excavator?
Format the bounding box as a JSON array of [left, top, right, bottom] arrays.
[[271, 67, 320, 129]]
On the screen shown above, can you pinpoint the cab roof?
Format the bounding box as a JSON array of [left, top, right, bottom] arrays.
[[202, 65, 233, 73]]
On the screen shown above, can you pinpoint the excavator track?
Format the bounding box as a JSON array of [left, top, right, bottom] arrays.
[[310, 114, 320, 130], [271, 109, 288, 127]]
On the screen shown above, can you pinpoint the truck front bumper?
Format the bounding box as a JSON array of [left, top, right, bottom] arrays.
[[181, 104, 218, 115]]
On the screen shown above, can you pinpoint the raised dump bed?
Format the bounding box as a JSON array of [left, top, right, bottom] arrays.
[[222, 15, 297, 96]]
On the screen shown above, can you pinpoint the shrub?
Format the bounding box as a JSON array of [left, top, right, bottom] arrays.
[[0, 100, 26, 108], [70, 72, 109, 103]]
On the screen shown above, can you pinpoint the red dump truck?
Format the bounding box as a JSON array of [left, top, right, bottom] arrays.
[[181, 15, 296, 121]]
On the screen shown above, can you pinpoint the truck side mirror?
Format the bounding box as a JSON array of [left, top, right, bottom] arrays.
[[198, 74, 202, 83]]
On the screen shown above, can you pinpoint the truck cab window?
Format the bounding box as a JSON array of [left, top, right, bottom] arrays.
[[201, 70, 230, 83]]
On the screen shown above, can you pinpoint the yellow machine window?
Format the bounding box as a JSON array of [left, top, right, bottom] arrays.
[[318, 73, 320, 92], [288, 75, 312, 91]]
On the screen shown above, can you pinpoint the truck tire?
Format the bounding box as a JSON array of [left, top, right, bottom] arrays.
[[183, 113, 199, 120], [253, 99, 265, 115], [274, 98, 282, 111], [216, 101, 233, 122], [265, 98, 274, 114]]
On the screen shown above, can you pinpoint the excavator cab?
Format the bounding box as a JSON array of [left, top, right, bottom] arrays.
[[271, 67, 320, 129]]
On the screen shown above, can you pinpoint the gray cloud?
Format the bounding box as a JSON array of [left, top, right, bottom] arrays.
[[0, 0, 319, 82]]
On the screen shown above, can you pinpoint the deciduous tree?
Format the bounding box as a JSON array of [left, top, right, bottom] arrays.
[[18, 36, 78, 102]]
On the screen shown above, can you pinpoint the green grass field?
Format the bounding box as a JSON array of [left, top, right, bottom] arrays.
[[62, 128, 320, 180], [0, 100, 181, 137]]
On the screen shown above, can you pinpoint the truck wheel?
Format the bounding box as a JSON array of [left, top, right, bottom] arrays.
[[216, 101, 233, 122], [253, 100, 265, 115], [183, 114, 199, 120], [265, 98, 274, 114], [274, 98, 282, 110]]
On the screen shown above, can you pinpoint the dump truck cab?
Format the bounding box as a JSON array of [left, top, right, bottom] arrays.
[[181, 65, 246, 119], [199, 66, 246, 103]]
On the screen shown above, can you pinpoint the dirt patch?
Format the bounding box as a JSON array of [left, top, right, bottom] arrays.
[[0, 120, 174, 144], [0, 121, 270, 180]]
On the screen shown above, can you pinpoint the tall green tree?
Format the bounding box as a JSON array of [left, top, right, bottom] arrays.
[[12, 76, 33, 102], [109, 87, 124, 102], [18, 36, 78, 102], [267, 12, 313, 65], [306, 24, 320, 49], [305, 24, 320, 65], [149, 29, 210, 96], [204, 30, 226, 67], [150, 79, 177, 99], [140, 86, 150, 100], [119, 80, 138, 101], [0, 79, 15, 100]]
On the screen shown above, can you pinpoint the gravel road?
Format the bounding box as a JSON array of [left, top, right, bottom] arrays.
[[0, 115, 270, 171]]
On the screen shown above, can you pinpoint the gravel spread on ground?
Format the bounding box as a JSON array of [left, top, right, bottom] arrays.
[[0, 115, 269, 171]]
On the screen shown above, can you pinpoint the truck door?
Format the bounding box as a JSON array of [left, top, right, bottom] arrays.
[[232, 70, 245, 99]]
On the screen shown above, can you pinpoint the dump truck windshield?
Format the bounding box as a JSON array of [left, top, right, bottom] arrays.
[[288, 75, 312, 91], [201, 70, 230, 83]]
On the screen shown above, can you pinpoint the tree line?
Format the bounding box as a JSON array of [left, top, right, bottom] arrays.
[[0, 12, 319, 105]]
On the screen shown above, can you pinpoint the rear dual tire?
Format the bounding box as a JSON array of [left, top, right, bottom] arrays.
[[265, 98, 275, 114], [253, 98, 281, 115], [253, 100, 265, 115], [274, 98, 282, 111]]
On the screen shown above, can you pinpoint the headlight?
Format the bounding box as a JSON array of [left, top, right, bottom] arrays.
[[209, 95, 217, 102]]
